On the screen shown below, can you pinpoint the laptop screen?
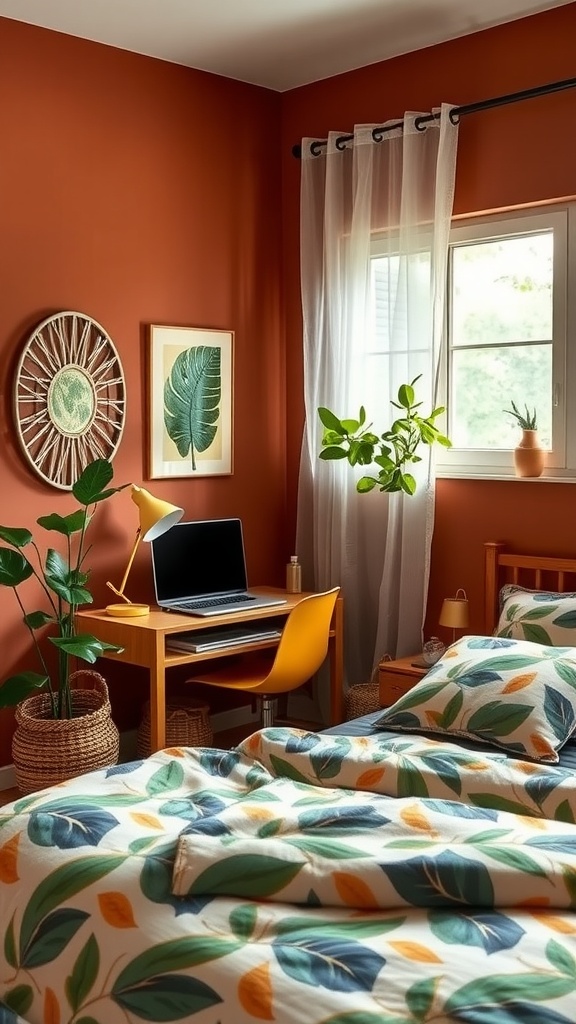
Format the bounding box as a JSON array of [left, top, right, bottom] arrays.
[[151, 519, 248, 603]]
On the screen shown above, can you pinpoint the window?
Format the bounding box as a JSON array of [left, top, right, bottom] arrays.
[[369, 205, 576, 480], [437, 207, 574, 478]]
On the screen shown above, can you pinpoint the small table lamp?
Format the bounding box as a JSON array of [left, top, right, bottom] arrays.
[[439, 588, 470, 644], [106, 486, 184, 616]]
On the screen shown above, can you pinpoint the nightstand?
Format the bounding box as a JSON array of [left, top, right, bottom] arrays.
[[378, 655, 429, 707]]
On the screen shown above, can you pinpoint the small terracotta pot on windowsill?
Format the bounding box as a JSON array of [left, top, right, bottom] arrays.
[[514, 429, 545, 478]]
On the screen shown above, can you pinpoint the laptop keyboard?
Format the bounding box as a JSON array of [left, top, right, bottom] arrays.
[[177, 594, 257, 610]]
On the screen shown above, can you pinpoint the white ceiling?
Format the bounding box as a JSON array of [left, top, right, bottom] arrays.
[[0, 0, 572, 92]]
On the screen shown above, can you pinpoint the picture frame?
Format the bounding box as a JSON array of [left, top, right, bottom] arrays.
[[148, 325, 233, 479]]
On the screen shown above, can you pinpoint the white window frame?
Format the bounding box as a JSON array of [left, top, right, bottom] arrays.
[[435, 204, 576, 481]]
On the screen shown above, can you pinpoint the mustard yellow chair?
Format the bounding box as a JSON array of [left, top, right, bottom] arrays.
[[185, 587, 340, 728]]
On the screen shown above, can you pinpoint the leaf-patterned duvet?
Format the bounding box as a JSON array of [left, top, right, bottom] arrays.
[[1, 727, 576, 1023]]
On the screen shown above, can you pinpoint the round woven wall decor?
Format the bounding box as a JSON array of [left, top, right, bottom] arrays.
[[14, 311, 126, 490]]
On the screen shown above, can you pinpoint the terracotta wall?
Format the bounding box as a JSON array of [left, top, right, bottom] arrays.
[[0, 18, 285, 764], [2, 4, 576, 767], [281, 3, 576, 652]]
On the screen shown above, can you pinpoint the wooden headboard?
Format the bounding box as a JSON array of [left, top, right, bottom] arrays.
[[484, 542, 576, 634]]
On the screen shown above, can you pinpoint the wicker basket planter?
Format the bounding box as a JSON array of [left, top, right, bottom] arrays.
[[12, 671, 119, 795], [137, 698, 213, 757]]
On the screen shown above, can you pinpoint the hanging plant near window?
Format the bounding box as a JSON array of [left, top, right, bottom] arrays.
[[318, 376, 451, 495], [164, 346, 221, 471]]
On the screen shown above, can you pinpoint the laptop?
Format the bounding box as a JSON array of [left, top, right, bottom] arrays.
[[166, 624, 283, 653], [151, 518, 288, 617]]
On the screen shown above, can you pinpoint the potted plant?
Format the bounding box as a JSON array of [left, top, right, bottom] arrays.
[[503, 401, 545, 478], [0, 459, 129, 792], [318, 376, 451, 494], [504, 400, 537, 432]]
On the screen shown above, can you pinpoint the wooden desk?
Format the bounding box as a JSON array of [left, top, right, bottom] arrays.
[[76, 589, 344, 751]]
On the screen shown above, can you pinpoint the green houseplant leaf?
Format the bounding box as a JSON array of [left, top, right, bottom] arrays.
[[318, 376, 451, 495], [0, 527, 33, 549], [0, 459, 129, 718], [0, 548, 34, 587], [164, 346, 221, 471], [0, 672, 50, 707]]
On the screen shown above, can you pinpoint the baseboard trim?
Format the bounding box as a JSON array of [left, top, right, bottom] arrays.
[[0, 705, 264, 793], [0, 703, 321, 794]]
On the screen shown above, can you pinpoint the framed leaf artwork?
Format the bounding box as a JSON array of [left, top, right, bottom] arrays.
[[148, 325, 233, 479]]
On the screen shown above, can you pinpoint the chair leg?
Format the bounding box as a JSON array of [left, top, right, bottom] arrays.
[[260, 697, 275, 729]]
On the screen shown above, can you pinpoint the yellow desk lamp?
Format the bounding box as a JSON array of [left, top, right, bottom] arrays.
[[106, 486, 184, 617]]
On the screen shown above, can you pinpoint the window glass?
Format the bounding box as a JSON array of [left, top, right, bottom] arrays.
[[366, 251, 430, 409], [452, 234, 552, 346], [451, 344, 552, 449], [450, 232, 553, 450]]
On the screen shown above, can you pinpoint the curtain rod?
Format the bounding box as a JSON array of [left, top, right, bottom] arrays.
[[292, 75, 576, 158]]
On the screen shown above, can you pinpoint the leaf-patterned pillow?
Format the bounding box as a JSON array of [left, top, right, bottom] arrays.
[[375, 635, 576, 762], [496, 585, 576, 646]]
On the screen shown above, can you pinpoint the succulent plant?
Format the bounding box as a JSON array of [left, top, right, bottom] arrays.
[[504, 401, 537, 431]]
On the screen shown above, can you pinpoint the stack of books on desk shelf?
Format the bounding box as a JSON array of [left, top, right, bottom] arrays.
[[166, 624, 283, 654]]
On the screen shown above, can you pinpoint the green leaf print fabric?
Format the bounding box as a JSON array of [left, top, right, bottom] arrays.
[[496, 585, 576, 647], [172, 776, 576, 909], [1, 729, 576, 1024], [376, 635, 576, 761]]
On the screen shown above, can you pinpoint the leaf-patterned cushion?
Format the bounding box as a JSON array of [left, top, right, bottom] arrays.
[[375, 635, 576, 762], [496, 585, 576, 646]]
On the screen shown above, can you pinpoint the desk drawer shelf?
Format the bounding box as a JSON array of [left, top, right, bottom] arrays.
[[164, 637, 281, 667]]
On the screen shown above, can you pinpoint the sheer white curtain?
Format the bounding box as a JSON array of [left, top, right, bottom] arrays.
[[296, 108, 458, 719]]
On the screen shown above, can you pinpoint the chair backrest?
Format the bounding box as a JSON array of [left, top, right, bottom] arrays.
[[257, 587, 340, 695]]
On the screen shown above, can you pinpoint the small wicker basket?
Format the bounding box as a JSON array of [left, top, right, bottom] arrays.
[[344, 653, 391, 721], [344, 682, 381, 721], [137, 697, 213, 757], [12, 670, 119, 794]]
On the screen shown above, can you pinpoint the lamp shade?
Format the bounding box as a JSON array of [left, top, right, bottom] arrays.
[[439, 588, 470, 630], [131, 486, 184, 541]]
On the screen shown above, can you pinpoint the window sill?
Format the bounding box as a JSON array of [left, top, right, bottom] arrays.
[[436, 470, 576, 483]]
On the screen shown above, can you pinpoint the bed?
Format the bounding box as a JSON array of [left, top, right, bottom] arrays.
[[1, 542, 576, 1024]]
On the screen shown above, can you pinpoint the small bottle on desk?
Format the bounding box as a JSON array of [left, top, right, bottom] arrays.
[[286, 555, 302, 593]]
